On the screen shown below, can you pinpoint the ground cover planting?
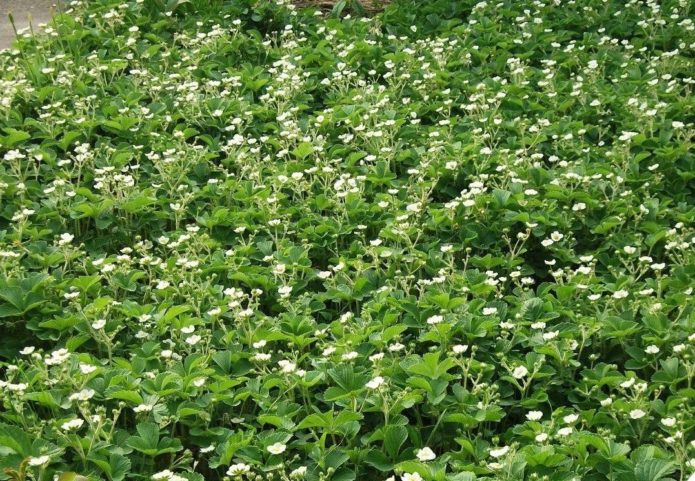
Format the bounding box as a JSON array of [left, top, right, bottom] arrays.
[[0, 0, 694, 480]]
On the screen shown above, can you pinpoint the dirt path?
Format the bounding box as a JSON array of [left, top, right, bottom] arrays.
[[0, 0, 60, 50]]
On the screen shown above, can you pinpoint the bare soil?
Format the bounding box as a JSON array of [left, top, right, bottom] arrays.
[[0, 0, 61, 50]]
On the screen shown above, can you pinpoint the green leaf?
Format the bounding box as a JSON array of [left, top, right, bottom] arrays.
[[634, 459, 676, 481], [121, 192, 157, 213], [0, 423, 32, 456], [0, 128, 31, 147], [57, 473, 90, 481], [126, 422, 182, 457], [326, 365, 369, 400], [108, 454, 131, 481], [383, 425, 407, 459], [330, 468, 355, 481], [293, 142, 314, 159], [106, 389, 144, 405], [601, 440, 631, 462], [520, 298, 545, 321], [259, 414, 296, 430], [24, 390, 63, 409], [0, 274, 49, 318], [405, 352, 456, 380], [88, 453, 131, 481], [364, 449, 392, 471], [448, 474, 476, 481]]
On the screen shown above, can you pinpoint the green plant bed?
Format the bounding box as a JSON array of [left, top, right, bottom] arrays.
[[0, 0, 693, 481], [293, 0, 390, 14]]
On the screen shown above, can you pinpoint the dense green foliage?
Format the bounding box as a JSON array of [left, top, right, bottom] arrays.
[[0, 0, 694, 480]]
